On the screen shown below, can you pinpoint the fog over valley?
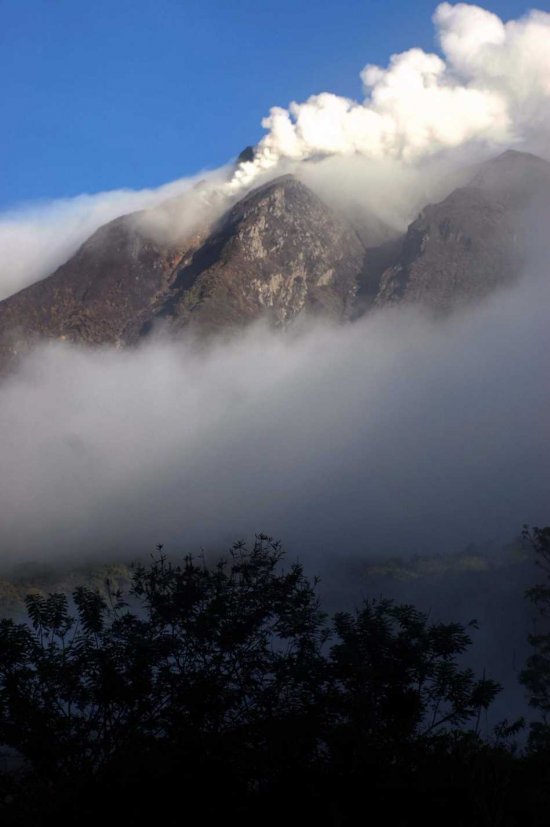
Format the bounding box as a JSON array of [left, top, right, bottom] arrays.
[[0, 256, 547, 567], [0, 2, 548, 572]]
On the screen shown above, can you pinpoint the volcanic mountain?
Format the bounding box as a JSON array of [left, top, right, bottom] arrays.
[[0, 150, 548, 369], [370, 150, 550, 312]]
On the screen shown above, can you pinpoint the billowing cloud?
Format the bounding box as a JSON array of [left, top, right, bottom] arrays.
[[232, 3, 550, 189]]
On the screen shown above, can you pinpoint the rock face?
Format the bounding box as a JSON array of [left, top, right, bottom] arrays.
[[0, 213, 208, 366], [371, 150, 550, 313], [0, 150, 548, 370], [0, 175, 366, 369], [158, 175, 365, 334], [373, 186, 520, 310]]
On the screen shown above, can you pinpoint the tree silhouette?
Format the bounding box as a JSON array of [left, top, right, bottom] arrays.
[[0, 534, 502, 825], [520, 524, 550, 752]]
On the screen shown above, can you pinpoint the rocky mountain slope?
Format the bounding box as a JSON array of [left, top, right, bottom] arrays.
[[0, 211, 209, 365], [0, 150, 548, 369], [156, 175, 364, 334], [371, 150, 550, 312]]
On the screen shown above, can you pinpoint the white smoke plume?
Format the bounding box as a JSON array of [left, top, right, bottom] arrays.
[[231, 3, 550, 190]]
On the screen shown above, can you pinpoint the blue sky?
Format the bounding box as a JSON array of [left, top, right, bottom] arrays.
[[0, 0, 538, 209]]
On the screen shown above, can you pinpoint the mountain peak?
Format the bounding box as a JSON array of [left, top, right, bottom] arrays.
[[236, 173, 307, 200], [372, 149, 550, 313], [160, 173, 365, 332], [236, 145, 255, 165], [492, 149, 545, 164], [469, 149, 550, 196], [0, 151, 549, 371]]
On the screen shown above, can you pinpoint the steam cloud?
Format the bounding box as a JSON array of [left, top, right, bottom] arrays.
[[232, 3, 550, 189]]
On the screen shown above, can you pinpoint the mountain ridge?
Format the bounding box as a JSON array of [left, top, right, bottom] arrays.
[[0, 150, 548, 370]]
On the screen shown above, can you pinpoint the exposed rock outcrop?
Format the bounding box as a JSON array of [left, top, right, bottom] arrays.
[[158, 174, 365, 334]]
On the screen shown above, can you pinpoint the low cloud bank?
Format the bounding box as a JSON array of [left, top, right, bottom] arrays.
[[0, 262, 547, 569], [0, 2, 547, 570], [0, 167, 230, 302]]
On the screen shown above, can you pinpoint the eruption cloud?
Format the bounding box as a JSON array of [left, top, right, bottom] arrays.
[[231, 3, 550, 189]]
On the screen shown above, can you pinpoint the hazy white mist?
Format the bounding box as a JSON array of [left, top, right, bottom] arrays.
[[0, 2, 548, 568], [0, 257, 547, 568]]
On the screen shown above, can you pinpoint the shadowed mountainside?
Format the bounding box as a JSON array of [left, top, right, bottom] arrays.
[[371, 151, 550, 311]]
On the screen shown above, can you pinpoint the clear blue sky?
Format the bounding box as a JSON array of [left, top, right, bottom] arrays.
[[0, 0, 537, 209]]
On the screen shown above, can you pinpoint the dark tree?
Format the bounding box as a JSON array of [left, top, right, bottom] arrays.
[[520, 525, 550, 752], [0, 534, 501, 825]]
